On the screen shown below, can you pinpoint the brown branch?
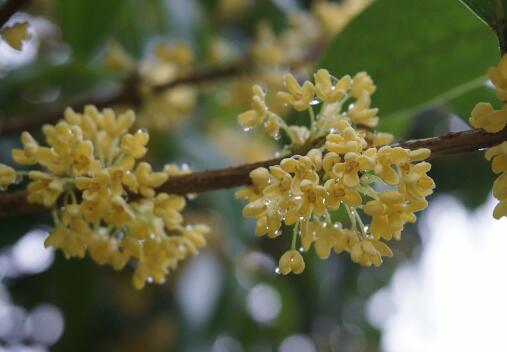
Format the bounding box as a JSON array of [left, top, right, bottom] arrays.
[[0, 0, 30, 28], [0, 127, 505, 218]]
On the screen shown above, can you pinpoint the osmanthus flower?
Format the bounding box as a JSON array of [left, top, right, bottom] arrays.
[[237, 68, 434, 274], [1, 21, 31, 50], [0, 164, 16, 189], [277, 73, 316, 112], [469, 102, 507, 133], [314, 69, 351, 103], [0, 105, 209, 289], [363, 190, 417, 241]]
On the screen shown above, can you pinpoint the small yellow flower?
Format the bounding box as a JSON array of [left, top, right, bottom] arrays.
[[0, 164, 16, 189], [121, 129, 150, 159], [314, 224, 343, 259], [364, 190, 416, 240], [372, 146, 410, 185], [486, 142, 507, 174], [135, 162, 169, 197], [27, 171, 65, 207], [277, 74, 315, 111], [469, 102, 507, 133], [350, 239, 392, 267], [235, 167, 270, 202], [325, 125, 367, 154], [350, 72, 376, 98], [332, 152, 373, 188], [278, 249, 305, 274], [398, 161, 435, 203], [314, 69, 351, 103], [333, 229, 359, 254], [297, 179, 327, 219], [238, 85, 269, 129], [347, 92, 379, 128], [72, 141, 101, 176], [154, 193, 185, 230], [324, 178, 362, 209], [1, 21, 31, 50]]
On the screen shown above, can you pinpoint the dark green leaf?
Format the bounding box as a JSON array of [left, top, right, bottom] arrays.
[[319, 0, 499, 136]]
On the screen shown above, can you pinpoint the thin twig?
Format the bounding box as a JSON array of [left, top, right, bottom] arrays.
[[0, 0, 30, 28], [0, 127, 505, 218]]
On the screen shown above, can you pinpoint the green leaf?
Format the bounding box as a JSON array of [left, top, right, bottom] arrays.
[[57, 0, 127, 59], [319, 0, 499, 136]]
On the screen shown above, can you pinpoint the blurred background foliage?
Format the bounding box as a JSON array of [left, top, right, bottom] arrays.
[[0, 0, 503, 351]]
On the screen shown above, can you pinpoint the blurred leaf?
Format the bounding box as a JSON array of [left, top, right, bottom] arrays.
[[319, 0, 499, 135], [57, 0, 127, 59]]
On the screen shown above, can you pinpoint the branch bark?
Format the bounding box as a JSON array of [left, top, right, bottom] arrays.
[[0, 0, 30, 28], [0, 127, 505, 218]]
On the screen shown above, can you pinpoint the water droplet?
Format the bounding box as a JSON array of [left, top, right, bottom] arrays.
[[149, 233, 156, 239], [275, 152, 281, 157], [13, 174, 23, 185], [299, 216, 305, 221], [310, 99, 320, 106], [242, 127, 252, 132], [187, 193, 197, 200], [275, 267, 281, 275], [329, 128, 338, 134], [274, 229, 281, 236], [146, 276, 153, 284], [299, 247, 304, 252], [273, 133, 281, 141], [138, 128, 148, 134]]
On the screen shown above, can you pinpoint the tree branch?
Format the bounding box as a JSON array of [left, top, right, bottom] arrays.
[[0, 0, 30, 28], [0, 127, 505, 218]]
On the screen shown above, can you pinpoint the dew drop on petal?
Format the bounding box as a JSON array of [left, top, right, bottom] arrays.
[[275, 267, 281, 275]]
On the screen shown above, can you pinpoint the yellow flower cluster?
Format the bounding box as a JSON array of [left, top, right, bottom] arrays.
[[0, 106, 208, 289], [236, 70, 435, 273], [469, 55, 507, 219], [238, 69, 389, 150]]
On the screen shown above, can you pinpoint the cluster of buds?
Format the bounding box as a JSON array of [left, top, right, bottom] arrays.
[[236, 69, 435, 273], [0, 106, 208, 289], [470, 55, 507, 219]]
